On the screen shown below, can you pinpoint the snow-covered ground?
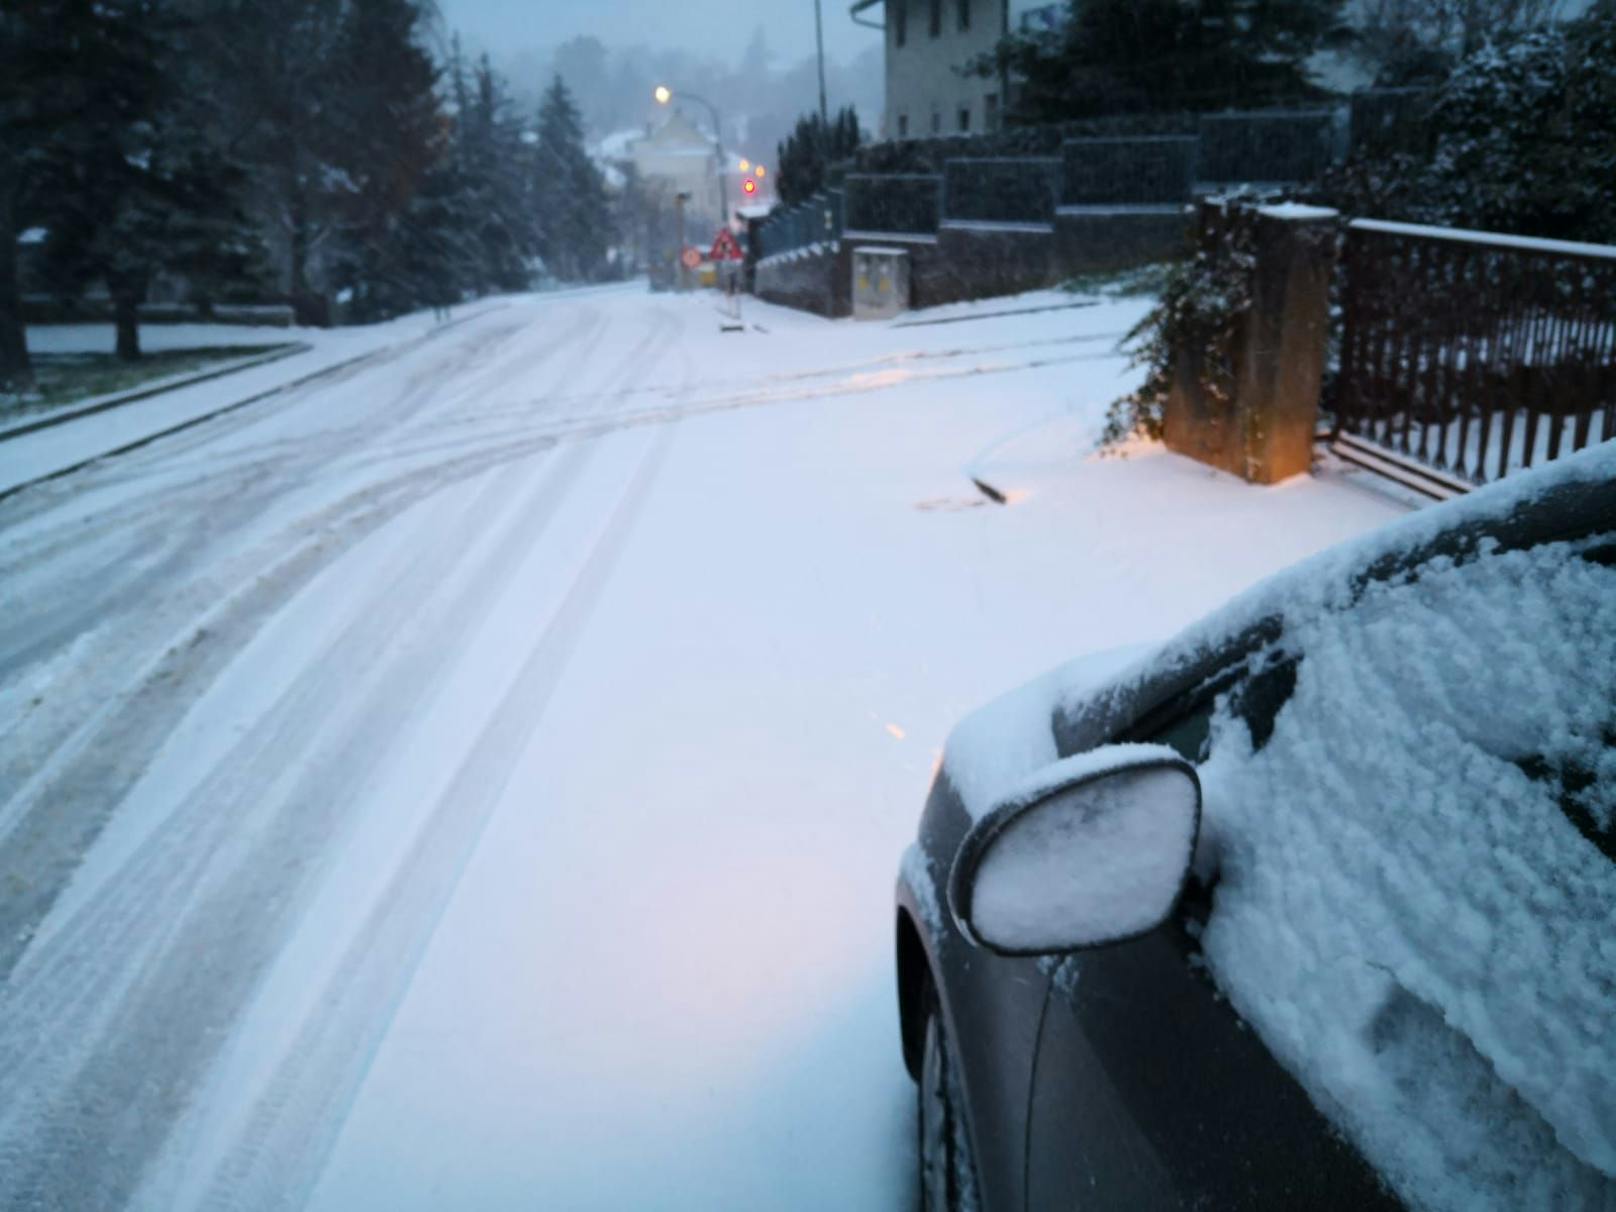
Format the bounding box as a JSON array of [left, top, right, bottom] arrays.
[[0, 285, 1406, 1209]]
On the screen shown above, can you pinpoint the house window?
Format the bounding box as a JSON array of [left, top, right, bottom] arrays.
[[898, 113, 910, 137], [959, 106, 971, 132], [931, 109, 941, 134], [984, 93, 999, 132], [959, 0, 970, 30], [895, 0, 906, 46], [930, 0, 941, 37]]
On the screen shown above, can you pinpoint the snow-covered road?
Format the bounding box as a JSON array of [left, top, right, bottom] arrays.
[[0, 286, 1406, 1210]]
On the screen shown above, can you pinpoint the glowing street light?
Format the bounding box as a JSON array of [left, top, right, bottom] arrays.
[[738, 158, 751, 172], [651, 85, 731, 220], [754, 165, 767, 179]]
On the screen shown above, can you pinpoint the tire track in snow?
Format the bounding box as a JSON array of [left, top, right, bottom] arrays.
[[0, 303, 687, 1211], [0, 306, 631, 963], [0, 313, 543, 688], [373, 343, 1127, 461], [0, 463, 543, 1209], [425, 326, 1129, 429], [0, 298, 583, 630], [190, 426, 676, 1212], [0, 302, 669, 877]]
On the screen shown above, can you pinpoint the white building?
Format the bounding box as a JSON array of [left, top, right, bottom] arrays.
[[597, 111, 773, 234], [613, 110, 725, 224], [850, 0, 1056, 140]]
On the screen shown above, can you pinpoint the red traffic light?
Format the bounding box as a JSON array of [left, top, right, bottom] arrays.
[[743, 179, 757, 195]]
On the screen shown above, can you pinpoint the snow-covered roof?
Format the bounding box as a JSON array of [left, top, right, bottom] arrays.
[[18, 228, 46, 246], [595, 128, 644, 161], [642, 109, 717, 150]]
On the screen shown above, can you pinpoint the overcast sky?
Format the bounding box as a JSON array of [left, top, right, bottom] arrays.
[[433, 0, 884, 69]]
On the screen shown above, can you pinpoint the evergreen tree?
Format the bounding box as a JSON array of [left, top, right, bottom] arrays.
[[30, 0, 261, 361], [324, 0, 446, 320], [183, 0, 350, 324], [977, 0, 1347, 124], [461, 55, 540, 293], [1353, 0, 1571, 83], [532, 76, 611, 282], [1315, 5, 1616, 243], [776, 106, 862, 208], [0, 2, 70, 390]]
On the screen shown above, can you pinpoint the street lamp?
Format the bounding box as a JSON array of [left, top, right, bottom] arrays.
[[654, 84, 729, 223]]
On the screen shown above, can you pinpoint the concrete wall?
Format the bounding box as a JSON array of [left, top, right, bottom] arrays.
[[753, 244, 852, 319], [935, 224, 1058, 302], [753, 134, 1200, 318], [885, 0, 1006, 140], [842, 225, 1059, 310], [757, 209, 1186, 318], [1054, 208, 1190, 276]]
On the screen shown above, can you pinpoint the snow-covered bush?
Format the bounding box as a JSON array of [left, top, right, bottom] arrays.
[[1315, 8, 1616, 243]]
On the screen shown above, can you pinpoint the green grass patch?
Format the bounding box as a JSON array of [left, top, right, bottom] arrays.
[[1, 345, 295, 425]]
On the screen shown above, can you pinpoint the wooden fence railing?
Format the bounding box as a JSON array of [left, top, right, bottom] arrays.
[[1336, 219, 1616, 486]]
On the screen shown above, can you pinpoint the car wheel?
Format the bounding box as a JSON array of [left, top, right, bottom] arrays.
[[918, 983, 981, 1212]]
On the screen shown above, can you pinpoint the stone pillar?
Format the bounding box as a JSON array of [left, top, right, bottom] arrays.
[[1164, 203, 1339, 485]]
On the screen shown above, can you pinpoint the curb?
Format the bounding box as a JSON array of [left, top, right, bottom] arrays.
[[891, 300, 1099, 329], [0, 303, 510, 506], [0, 343, 311, 444]]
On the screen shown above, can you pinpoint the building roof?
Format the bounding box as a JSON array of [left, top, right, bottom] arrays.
[[596, 128, 645, 161]]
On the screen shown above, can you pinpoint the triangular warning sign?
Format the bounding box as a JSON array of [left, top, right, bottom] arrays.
[[709, 229, 743, 263]]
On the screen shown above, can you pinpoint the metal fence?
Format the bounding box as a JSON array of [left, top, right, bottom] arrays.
[[942, 157, 1061, 225], [844, 174, 943, 236], [755, 189, 845, 261], [1061, 136, 1197, 206], [1336, 219, 1616, 485], [1196, 109, 1336, 185]]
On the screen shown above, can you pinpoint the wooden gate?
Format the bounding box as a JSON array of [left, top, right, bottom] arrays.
[[1335, 219, 1616, 489]]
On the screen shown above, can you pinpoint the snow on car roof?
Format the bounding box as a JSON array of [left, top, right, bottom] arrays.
[[944, 441, 1616, 822], [1196, 517, 1615, 1207]]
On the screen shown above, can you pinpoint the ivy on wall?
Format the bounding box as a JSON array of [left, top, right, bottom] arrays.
[[1103, 203, 1258, 445]]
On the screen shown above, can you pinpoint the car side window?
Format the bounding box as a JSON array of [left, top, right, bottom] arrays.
[[1123, 650, 1299, 766]]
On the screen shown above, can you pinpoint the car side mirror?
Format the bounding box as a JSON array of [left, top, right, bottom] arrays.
[[948, 745, 1201, 956]]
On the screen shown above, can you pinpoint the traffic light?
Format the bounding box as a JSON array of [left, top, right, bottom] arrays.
[[743, 178, 757, 196]]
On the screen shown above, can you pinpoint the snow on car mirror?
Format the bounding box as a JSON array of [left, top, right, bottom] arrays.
[[948, 746, 1201, 956]]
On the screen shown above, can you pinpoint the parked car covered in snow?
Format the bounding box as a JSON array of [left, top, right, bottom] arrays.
[[895, 443, 1616, 1211]]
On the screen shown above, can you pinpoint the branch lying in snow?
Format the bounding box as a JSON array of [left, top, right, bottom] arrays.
[[971, 477, 1007, 505]]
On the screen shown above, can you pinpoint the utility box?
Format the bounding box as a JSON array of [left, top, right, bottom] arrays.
[[853, 246, 910, 321]]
